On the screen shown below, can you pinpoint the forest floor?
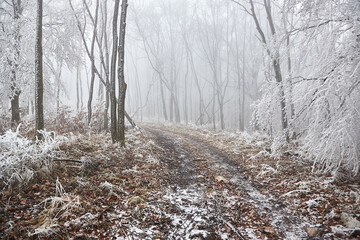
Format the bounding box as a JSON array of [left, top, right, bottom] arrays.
[[1, 123, 360, 239]]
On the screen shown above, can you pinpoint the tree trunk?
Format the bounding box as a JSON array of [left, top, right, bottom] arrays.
[[55, 62, 62, 114], [169, 89, 174, 122], [241, 23, 246, 131], [117, 0, 128, 147], [87, 63, 95, 124], [10, 84, 21, 127], [110, 0, 120, 142], [35, 0, 44, 139], [87, 0, 99, 125], [283, 14, 295, 121], [248, 0, 289, 140], [10, 0, 22, 127], [174, 95, 181, 123], [219, 101, 225, 130], [76, 67, 80, 111], [272, 59, 288, 131], [187, 45, 204, 125], [264, 0, 288, 139], [101, 1, 110, 130], [104, 90, 109, 130], [184, 54, 189, 125], [160, 80, 168, 121], [212, 85, 216, 130], [125, 111, 136, 128]]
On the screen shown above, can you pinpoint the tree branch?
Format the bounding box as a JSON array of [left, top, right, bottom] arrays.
[[229, 0, 252, 16]]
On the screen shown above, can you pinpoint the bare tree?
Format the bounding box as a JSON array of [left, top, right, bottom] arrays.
[[197, 0, 231, 130], [117, 0, 129, 146], [100, 0, 110, 130], [69, 0, 107, 124], [110, 0, 120, 142], [35, 0, 44, 138], [79, 0, 100, 124]]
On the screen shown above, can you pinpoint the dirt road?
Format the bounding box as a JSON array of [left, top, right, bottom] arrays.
[[144, 124, 308, 239], [5, 124, 355, 239]]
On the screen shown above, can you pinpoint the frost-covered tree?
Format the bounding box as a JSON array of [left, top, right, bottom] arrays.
[[0, 0, 85, 130], [227, 0, 360, 178], [288, 0, 360, 176], [0, 0, 35, 126], [234, 0, 290, 140], [43, 1, 83, 113], [240, 0, 360, 177]]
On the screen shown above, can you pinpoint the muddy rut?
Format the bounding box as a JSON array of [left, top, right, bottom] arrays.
[[144, 125, 308, 239]]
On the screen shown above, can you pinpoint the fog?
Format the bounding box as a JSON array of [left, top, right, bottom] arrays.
[[60, 0, 265, 131], [1, 0, 359, 174], [124, 0, 262, 131], [1, 0, 265, 131]]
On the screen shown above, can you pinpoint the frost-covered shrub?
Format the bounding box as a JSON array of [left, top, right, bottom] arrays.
[[0, 113, 11, 135], [252, 81, 282, 137], [0, 126, 61, 189]]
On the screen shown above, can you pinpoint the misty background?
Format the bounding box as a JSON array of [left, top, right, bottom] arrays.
[[1, 0, 359, 175]]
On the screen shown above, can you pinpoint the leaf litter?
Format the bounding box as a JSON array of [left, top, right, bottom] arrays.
[[0, 124, 359, 239]]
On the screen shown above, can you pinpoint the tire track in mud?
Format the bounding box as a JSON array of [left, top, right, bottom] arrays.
[[144, 127, 197, 188], [144, 125, 308, 239], [144, 126, 249, 239], [168, 130, 308, 239]]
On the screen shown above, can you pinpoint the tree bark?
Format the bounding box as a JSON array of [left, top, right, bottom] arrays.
[[101, 0, 110, 130], [35, 0, 44, 139], [104, 90, 109, 130], [76, 67, 80, 112], [10, 84, 21, 127], [110, 0, 120, 142], [159, 80, 168, 121], [117, 0, 128, 146], [125, 111, 136, 128]]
